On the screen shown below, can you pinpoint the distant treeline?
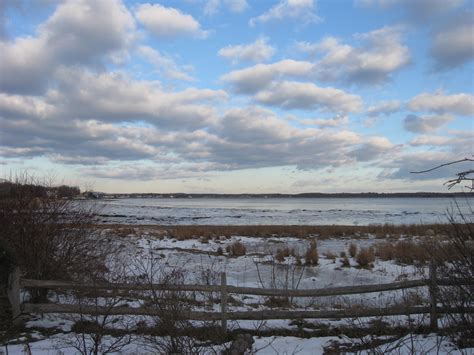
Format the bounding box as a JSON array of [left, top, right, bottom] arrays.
[[106, 192, 473, 199], [0, 181, 80, 199]]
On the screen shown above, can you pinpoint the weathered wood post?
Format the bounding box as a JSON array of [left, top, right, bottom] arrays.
[[429, 261, 438, 331], [220, 272, 227, 335], [7, 267, 22, 326]]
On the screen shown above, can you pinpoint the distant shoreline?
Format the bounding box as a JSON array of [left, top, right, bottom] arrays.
[[99, 192, 473, 199]]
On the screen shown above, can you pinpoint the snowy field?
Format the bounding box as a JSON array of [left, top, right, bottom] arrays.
[[6, 225, 473, 354]]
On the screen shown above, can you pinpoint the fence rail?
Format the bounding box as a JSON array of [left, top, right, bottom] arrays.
[[7, 266, 474, 333]]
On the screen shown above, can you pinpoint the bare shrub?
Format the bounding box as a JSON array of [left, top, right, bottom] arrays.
[[133, 252, 204, 354], [255, 255, 305, 308], [305, 240, 319, 266], [348, 243, 357, 258], [0, 174, 107, 302], [56, 258, 135, 355], [356, 247, 375, 268], [435, 202, 474, 345]]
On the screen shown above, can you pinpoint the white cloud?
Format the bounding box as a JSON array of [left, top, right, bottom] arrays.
[[403, 114, 454, 133], [408, 92, 474, 115], [138, 45, 194, 81], [204, 0, 248, 15], [221, 59, 314, 93], [218, 38, 275, 64], [255, 81, 363, 113], [367, 100, 401, 116], [135, 3, 208, 39], [298, 115, 349, 128], [409, 135, 451, 146], [0, 0, 135, 95], [249, 0, 321, 27], [297, 26, 410, 84]]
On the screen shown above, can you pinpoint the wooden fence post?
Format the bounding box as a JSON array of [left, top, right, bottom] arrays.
[[220, 272, 227, 335], [429, 261, 438, 331], [7, 267, 22, 326]]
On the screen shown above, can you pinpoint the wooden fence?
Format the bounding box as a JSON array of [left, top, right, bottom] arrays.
[[7, 264, 474, 334]]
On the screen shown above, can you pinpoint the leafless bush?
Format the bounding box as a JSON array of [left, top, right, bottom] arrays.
[[0, 173, 107, 302], [255, 255, 305, 308], [56, 257, 135, 355], [412, 157, 474, 346], [435, 202, 474, 346], [132, 251, 211, 354]]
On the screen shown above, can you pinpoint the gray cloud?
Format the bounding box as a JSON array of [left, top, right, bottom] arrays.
[[430, 11, 474, 71], [384, 151, 474, 182], [408, 91, 474, 115], [403, 114, 453, 133], [0, 0, 135, 95], [221, 59, 314, 94], [254, 81, 363, 113], [348, 137, 396, 162]]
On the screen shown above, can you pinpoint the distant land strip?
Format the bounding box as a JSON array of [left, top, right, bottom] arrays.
[[102, 192, 474, 199]]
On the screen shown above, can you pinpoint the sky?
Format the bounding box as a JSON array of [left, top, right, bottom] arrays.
[[0, 0, 473, 193]]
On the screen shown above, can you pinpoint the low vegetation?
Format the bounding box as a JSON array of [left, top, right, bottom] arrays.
[[355, 247, 375, 268], [226, 241, 246, 256], [304, 240, 319, 266]]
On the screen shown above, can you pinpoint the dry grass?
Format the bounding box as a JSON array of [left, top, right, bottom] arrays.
[[341, 255, 350, 267], [348, 243, 357, 258], [374, 238, 454, 265], [275, 247, 293, 262], [305, 240, 319, 266], [98, 223, 466, 241], [356, 247, 375, 268], [226, 241, 246, 256]]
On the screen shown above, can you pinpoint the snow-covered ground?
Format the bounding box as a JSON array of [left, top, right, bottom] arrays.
[[7, 229, 472, 354]]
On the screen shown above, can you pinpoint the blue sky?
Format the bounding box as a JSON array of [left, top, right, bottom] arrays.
[[0, 0, 473, 193]]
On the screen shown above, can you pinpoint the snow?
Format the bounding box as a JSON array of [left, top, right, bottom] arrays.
[[7, 229, 473, 355]]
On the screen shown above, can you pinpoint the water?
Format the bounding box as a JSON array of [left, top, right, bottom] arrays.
[[89, 196, 473, 225]]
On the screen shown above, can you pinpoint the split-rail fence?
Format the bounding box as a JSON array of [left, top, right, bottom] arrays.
[[6, 263, 473, 334]]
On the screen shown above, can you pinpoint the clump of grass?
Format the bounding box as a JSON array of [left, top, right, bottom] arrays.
[[375, 240, 434, 265], [341, 255, 350, 267], [348, 243, 357, 258], [356, 247, 375, 268], [226, 241, 246, 256], [305, 240, 319, 266], [275, 247, 292, 262]]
